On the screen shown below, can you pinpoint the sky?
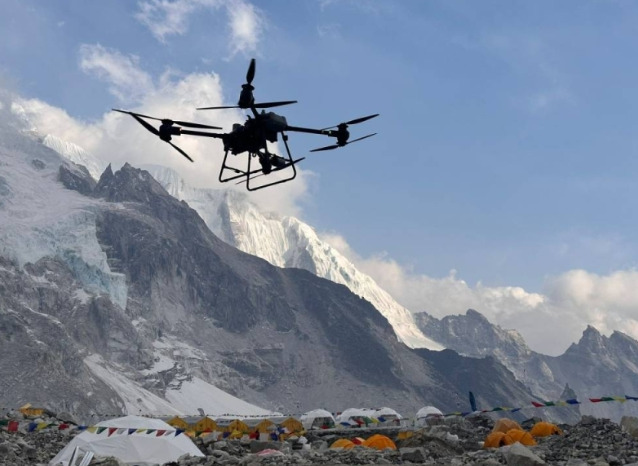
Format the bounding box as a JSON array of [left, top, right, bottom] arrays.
[[3, 0, 638, 354]]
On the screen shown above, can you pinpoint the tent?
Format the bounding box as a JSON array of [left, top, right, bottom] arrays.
[[330, 438, 355, 449], [224, 419, 250, 434], [364, 434, 397, 451], [336, 408, 376, 426], [483, 431, 514, 449], [300, 409, 336, 430], [49, 415, 204, 466], [416, 406, 443, 426], [166, 416, 189, 430], [279, 417, 304, 434], [530, 421, 563, 437], [506, 429, 536, 446], [193, 416, 218, 433], [492, 418, 521, 434], [374, 407, 402, 424]]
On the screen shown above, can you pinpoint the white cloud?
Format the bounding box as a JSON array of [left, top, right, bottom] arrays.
[[226, 0, 264, 57], [135, 0, 264, 56], [79, 44, 154, 104], [321, 233, 638, 356], [13, 45, 310, 217]]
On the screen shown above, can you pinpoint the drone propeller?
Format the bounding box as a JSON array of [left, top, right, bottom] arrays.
[[112, 109, 222, 130], [197, 100, 297, 111], [197, 59, 297, 111], [112, 109, 198, 162], [310, 133, 377, 152], [321, 114, 379, 131], [168, 141, 194, 162], [246, 57, 256, 84]]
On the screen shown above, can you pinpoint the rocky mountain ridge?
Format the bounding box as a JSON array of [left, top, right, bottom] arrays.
[[415, 310, 638, 421]]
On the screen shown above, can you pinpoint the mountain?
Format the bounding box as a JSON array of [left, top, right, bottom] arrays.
[[144, 165, 442, 351], [0, 111, 535, 418], [415, 310, 638, 421]]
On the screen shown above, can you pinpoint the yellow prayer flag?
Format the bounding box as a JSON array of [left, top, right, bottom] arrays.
[[37, 422, 48, 430], [87, 426, 98, 434]]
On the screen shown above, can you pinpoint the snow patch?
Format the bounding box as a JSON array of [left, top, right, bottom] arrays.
[[84, 354, 182, 416], [165, 376, 274, 417]]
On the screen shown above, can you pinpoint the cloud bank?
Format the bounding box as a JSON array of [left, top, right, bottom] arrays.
[[12, 44, 309, 217], [321, 233, 638, 355], [135, 0, 264, 56]]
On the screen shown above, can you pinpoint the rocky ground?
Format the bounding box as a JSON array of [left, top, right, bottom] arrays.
[[4, 413, 638, 465]]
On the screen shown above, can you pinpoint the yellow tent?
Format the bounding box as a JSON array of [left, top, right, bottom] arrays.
[[226, 419, 250, 434], [530, 421, 563, 437], [279, 417, 304, 433], [330, 438, 355, 449], [506, 429, 537, 446], [228, 430, 244, 439], [491, 418, 521, 434], [193, 416, 218, 433], [484, 431, 514, 448], [364, 434, 397, 451], [19, 403, 44, 417], [166, 416, 189, 430], [255, 419, 275, 433]]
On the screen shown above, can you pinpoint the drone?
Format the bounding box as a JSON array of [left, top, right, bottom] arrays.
[[114, 59, 378, 191]]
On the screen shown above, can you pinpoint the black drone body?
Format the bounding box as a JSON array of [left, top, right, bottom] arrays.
[[114, 59, 378, 190]]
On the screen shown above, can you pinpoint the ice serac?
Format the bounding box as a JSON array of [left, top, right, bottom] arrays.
[[146, 166, 443, 350]]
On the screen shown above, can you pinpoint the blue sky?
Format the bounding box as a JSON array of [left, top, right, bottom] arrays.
[[4, 0, 638, 353]]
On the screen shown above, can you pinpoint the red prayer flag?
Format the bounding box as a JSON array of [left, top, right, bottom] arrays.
[[531, 401, 544, 407], [156, 430, 166, 437], [58, 423, 69, 430], [7, 421, 19, 432], [590, 398, 603, 403], [108, 427, 117, 437]]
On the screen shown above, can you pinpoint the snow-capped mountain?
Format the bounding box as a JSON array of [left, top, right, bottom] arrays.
[[0, 105, 536, 418], [415, 309, 638, 421], [144, 165, 443, 351]]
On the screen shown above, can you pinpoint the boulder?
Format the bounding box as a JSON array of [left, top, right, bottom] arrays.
[[400, 447, 426, 463], [621, 416, 638, 439], [502, 442, 546, 466]]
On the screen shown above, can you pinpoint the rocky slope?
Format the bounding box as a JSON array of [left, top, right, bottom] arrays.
[[143, 165, 441, 351]]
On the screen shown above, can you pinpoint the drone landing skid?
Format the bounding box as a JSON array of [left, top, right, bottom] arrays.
[[218, 132, 302, 191]]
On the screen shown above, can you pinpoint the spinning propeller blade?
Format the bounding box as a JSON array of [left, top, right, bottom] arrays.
[[168, 142, 194, 162], [253, 100, 298, 109], [321, 113, 379, 131], [246, 58, 256, 84], [310, 144, 339, 153], [310, 133, 377, 152], [112, 109, 221, 130]]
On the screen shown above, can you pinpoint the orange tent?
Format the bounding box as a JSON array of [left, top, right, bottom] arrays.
[[492, 418, 521, 434], [530, 421, 563, 437], [506, 429, 537, 446], [364, 434, 397, 451], [484, 431, 514, 448], [331, 438, 355, 449]]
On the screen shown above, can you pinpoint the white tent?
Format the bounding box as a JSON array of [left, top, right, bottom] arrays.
[[300, 409, 335, 430], [49, 415, 204, 466], [416, 406, 443, 426], [375, 407, 402, 422], [336, 408, 376, 425]]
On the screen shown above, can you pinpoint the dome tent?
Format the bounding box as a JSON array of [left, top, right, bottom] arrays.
[[375, 407, 402, 424], [300, 409, 335, 430], [416, 406, 443, 426], [49, 415, 203, 466]]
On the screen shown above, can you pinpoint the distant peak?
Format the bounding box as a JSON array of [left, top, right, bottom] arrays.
[[465, 309, 488, 321]]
